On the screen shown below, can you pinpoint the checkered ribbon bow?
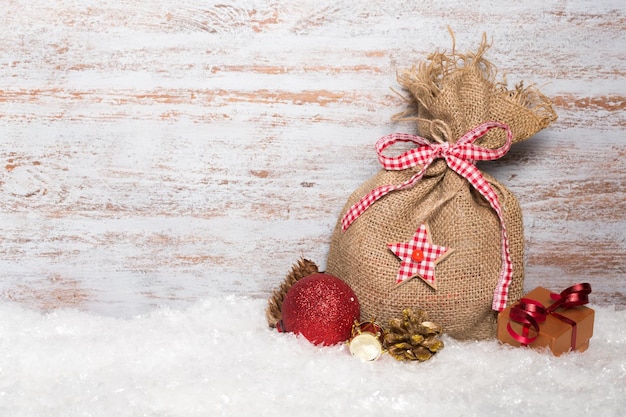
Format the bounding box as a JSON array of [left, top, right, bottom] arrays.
[[341, 121, 514, 311]]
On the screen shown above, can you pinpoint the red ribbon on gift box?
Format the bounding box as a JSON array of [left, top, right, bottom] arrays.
[[507, 283, 592, 350]]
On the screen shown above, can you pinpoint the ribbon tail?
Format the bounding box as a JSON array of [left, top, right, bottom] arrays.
[[341, 184, 396, 231], [492, 225, 514, 311], [341, 162, 432, 232], [445, 155, 513, 312]]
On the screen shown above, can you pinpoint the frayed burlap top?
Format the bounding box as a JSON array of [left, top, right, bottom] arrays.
[[326, 36, 557, 340]]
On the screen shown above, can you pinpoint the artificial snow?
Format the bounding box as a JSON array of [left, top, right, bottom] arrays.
[[1, 297, 624, 417]]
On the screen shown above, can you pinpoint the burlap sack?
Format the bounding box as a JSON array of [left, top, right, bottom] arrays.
[[326, 37, 556, 340]]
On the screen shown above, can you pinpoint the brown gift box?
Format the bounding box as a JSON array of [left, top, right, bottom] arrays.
[[497, 286, 594, 356]]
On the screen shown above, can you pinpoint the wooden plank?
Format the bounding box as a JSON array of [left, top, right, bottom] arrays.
[[0, 0, 624, 315]]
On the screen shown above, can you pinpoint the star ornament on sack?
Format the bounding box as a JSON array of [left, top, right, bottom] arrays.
[[388, 224, 453, 289]]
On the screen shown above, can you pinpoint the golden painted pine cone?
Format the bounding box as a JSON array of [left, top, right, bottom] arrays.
[[383, 308, 444, 361]]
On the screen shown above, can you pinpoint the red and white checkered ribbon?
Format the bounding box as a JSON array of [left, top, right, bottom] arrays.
[[341, 121, 514, 311]]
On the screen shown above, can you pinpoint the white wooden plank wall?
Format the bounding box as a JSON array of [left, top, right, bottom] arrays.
[[1, 0, 624, 315]]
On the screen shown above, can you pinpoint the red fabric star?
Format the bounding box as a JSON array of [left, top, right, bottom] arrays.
[[387, 224, 453, 289]]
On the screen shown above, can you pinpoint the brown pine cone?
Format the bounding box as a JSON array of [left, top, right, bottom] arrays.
[[265, 258, 319, 328], [383, 308, 444, 361]]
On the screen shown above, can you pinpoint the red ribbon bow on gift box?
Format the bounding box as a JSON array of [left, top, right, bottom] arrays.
[[507, 283, 592, 350], [340, 121, 514, 311]]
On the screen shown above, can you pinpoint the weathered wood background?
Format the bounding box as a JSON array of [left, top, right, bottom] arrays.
[[1, 0, 624, 316]]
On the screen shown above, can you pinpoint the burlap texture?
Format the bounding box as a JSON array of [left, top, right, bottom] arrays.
[[395, 34, 556, 147], [326, 36, 556, 340]]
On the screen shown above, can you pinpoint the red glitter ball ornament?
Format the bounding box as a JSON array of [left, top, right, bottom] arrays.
[[279, 273, 360, 346]]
